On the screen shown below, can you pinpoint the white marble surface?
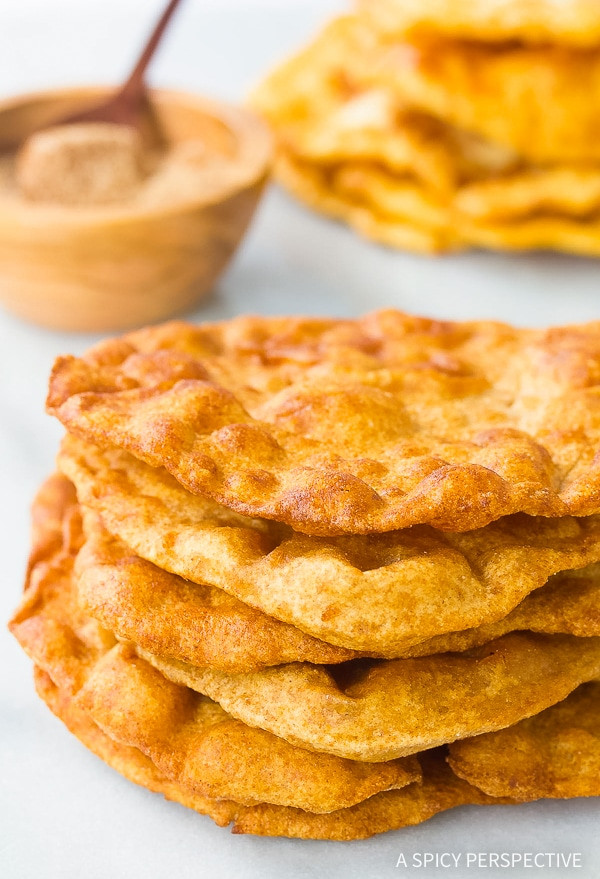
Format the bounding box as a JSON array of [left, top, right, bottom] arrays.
[[1, 2, 599, 878]]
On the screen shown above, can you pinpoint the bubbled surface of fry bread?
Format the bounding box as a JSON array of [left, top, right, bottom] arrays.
[[141, 631, 600, 763], [48, 312, 600, 535], [448, 683, 600, 799], [60, 437, 600, 655], [357, 0, 600, 46]]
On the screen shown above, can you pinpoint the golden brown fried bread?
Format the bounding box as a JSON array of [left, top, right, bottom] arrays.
[[36, 669, 499, 840], [48, 312, 600, 534], [449, 683, 600, 799], [369, 39, 600, 163], [257, 14, 600, 164], [26, 472, 79, 573], [252, 16, 600, 254], [228, 750, 508, 839], [276, 154, 600, 257], [454, 169, 600, 221], [79, 645, 420, 812], [358, 0, 600, 46], [142, 631, 600, 763], [76, 509, 358, 672], [9, 475, 115, 693], [34, 668, 238, 829], [9, 477, 420, 814], [458, 214, 600, 255], [334, 162, 600, 227], [272, 154, 454, 255], [400, 565, 600, 656], [61, 437, 600, 655], [251, 17, 518, 194]]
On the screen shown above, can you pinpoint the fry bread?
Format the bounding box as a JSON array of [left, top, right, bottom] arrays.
[[449, 683, 600, 799], [275, 154, 451, 254], [34, 668, 238, 829], [369, 39, 600, 163], [337, 162, 600, 225], [142, 630, 600, 763], [402, 565, 600, 656], [37, 670, 501, 839], [76, 509, 357, 671], [358, 0, 600, 47], [281, 155, 600, 256], [9, 477, 420, 814], [251, 17, 518, 191], [61, 437, 600, 654], [229, 749, 507, 839], [79, 645, 419, 813], [48, 312, 600, 534], [252, 15, 600, 254]]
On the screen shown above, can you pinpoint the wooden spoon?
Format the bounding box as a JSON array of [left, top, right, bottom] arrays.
[[56, 0, 185, 128]]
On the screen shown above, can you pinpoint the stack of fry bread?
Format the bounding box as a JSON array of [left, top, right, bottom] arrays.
[[252, 0, 600, 255], [10, 310, 600, 839]]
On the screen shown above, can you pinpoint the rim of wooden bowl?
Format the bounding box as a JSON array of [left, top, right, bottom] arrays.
[[0, 85, 272, 227]]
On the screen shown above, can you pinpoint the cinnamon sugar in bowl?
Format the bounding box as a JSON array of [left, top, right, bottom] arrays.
[[0, 86, 271, 331]]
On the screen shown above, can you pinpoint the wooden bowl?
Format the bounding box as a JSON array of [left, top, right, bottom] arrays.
[[0, 86, 272, 332]]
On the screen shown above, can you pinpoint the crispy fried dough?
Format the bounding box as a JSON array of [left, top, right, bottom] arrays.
[[369, 39, 600, 162], [337, 163, 600, 225], [333, 163, 447, 230], [48, 312, 600, 534], [460, 214, 600, 256], [358, 0, 600, 47], [275, 154, 451, 254], [252, 16, 600, 254], [26, 473, 79, 573], [454, 169, 600, 221], [141, 632, 600, 763], [36, 670, 499, 839], [229, 749, 508, 839], [76, 510, 357, 671], [60, 437, 600, 654], [449, 683, 600, 799], [9, 476, 420, 813], [79, 644, 420, 812], [283, 155, 600, 257], [276, 154, 600, 257], [34, 668, 237, 828], [403, 565, 600, 656], [256, 14, 600, 167], [254, 16, 600, 182], [8, 475, 115, 693], [251, 17, 519, 192]]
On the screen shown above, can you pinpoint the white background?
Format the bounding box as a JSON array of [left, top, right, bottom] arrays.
[[1, 2, 599, 878]]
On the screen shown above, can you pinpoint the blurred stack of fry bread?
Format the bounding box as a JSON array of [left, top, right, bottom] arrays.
[[252, 0, 600, 254]]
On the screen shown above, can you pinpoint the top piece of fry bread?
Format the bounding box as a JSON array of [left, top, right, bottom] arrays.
[[48, 311, 600, 535]]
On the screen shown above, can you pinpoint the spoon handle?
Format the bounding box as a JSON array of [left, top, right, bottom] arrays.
[[119, 0, 185, 100]]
